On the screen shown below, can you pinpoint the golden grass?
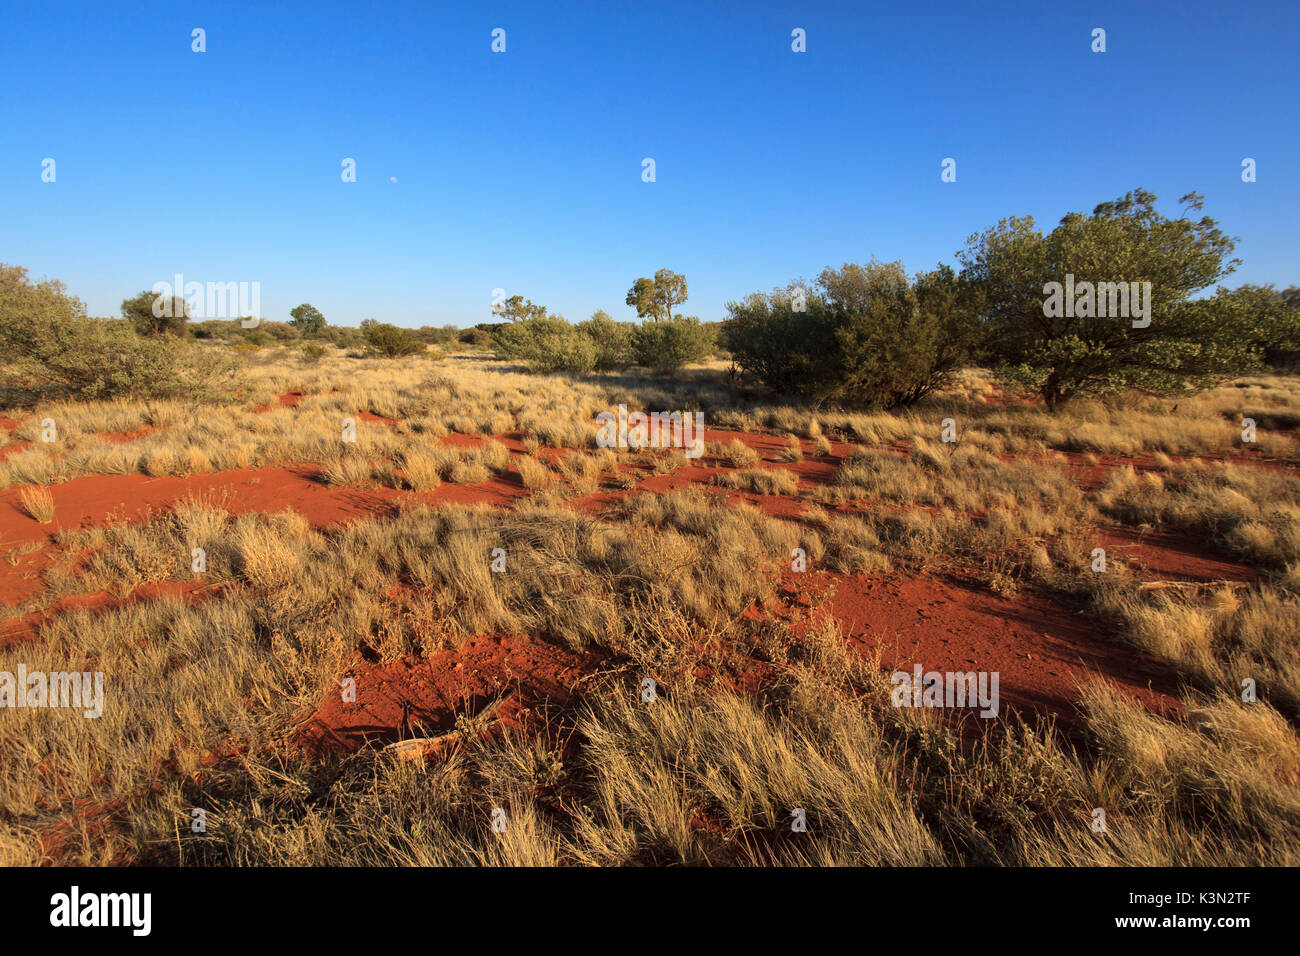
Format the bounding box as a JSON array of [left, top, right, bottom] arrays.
[[516, 454, 554, 490], [716, 467, 799, 496], [18, 485, 55, 523]]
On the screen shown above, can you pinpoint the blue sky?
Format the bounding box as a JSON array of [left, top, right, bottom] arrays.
[[3, 0, 1297, 327]]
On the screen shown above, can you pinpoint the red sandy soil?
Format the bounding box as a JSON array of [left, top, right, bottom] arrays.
[[297, 633, 596, 758], [1092, 527, 1258, 583], [251, 389, 304, 413], [98, 425, 166, 443], [807, 570, 1181, 727], [0, 440, 33, 462]]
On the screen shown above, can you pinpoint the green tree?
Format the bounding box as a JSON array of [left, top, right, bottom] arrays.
[[493, 295, 548, 323], [958, 189, 1249, 408], [289, 303, 327, 335], [626, 269, 688, 322], [1207, 284, 1300, 371], [122, 289, 189, 337]]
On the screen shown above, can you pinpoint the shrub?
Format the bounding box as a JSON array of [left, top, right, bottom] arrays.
[[301, 343, 328, 363], [122, 289, 189, 337], [259, 320, 301, 343], [492, 317, 597, 374], [724, 262, 980, 409], [630, 315, 715, 372], [0, 265, 238, 402], [578, 310, 633, 370], [458, 326, 498, 349], [361, 320, 424, 358], [330, 327, 365, 350]]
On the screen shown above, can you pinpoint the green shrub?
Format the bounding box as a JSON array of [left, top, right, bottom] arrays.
[[330, 327, 365, 350], [460, 325, 501, 349], [578, 310, 633, 370], [1, 264, 237, 401], [122, 288, 189, 337], [259, 320, 301, 343], [361, 320, 424, 358], [301, 342, 328, 363], [630, 315, 716, 373], [724, 263, 980, 408], [492, 317, 597, 374]]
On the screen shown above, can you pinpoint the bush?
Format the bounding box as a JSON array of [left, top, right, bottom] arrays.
[[414, 325, 463, 349], [492, 317, 597, 374], [301, 342, 328, 363], [361, 321, 424, 358], [460, 324, 502, 349], [122, 289, 189, 337], [191, 319, 246, 342], [0, 265, 237, 401], [330, 327, 365, 350], [259, 320, 301, 344], [578, 310, 633, 370], [630, 316, 715, 373], [724, 263, 980, 408]]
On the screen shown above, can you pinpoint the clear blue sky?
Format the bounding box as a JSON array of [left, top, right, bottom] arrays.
[[3, 0, 1297, 327]]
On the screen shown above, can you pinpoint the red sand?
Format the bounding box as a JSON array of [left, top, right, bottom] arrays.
[[297, 633, 595, 757], [803, 570, 1181, 726], [1092, 526, 1258, 583]]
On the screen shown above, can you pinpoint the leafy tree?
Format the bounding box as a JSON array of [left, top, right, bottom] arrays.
[[958, 189, 1250, 408], [626, 269, 688, 322], [289, 303, 327, 335], [122, 289, 189, 337], [493, 295, 548, 323]]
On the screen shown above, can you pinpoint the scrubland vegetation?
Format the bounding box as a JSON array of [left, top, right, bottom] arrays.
[[2, 188, 1300, 866]]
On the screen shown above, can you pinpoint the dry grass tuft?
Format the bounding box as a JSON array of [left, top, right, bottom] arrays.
[[18, 486, 55, 523]]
